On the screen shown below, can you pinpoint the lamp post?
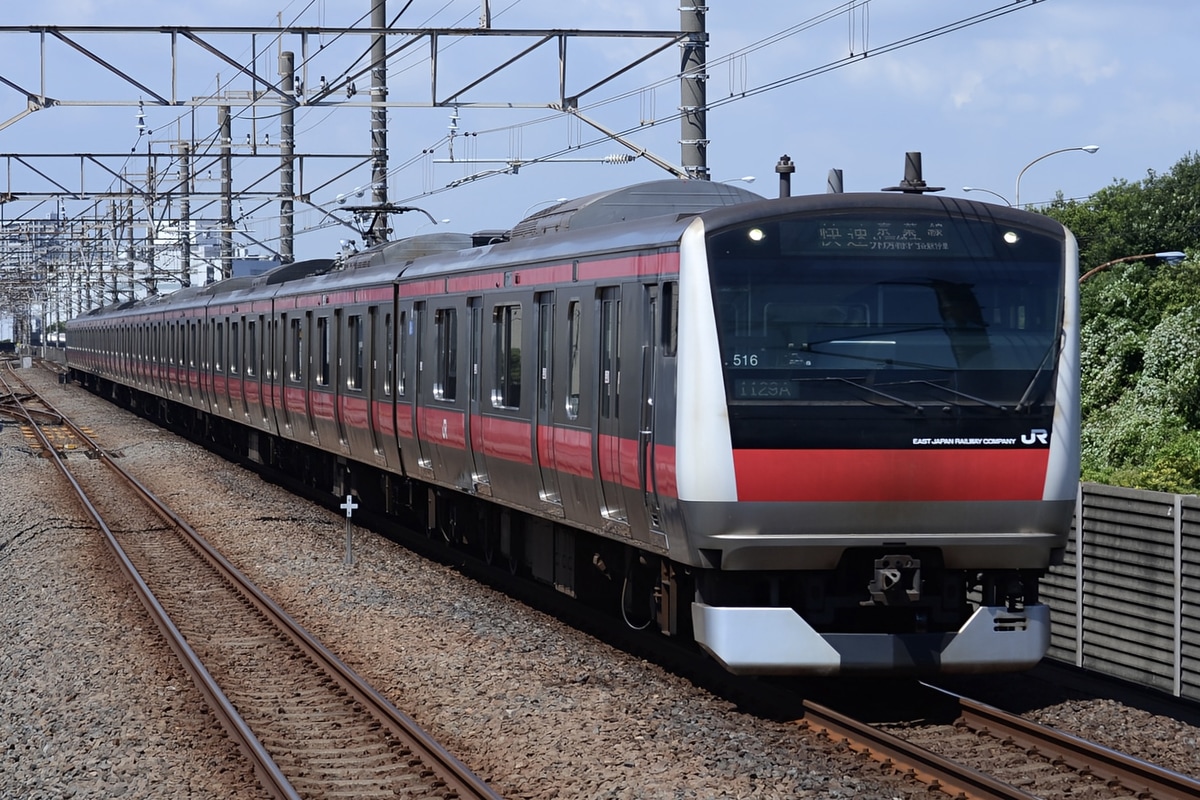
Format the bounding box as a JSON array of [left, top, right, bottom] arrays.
[[1078, 251, 1186, 284], [1014, 145, 1099, 207], [962, 186, 1011, 206]]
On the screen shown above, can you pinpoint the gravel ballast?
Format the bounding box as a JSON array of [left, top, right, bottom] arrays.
[[5, 363, 1200, 797], [2, 366, 924, 799]]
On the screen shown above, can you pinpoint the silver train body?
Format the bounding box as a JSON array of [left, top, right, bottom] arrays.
[[67, 181, 1080, 675]]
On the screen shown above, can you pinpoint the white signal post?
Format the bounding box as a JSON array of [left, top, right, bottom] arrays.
[[341, 494, 359, 565]]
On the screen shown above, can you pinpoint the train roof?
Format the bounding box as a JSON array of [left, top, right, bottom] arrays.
[[507, 179, 763, 240], [76, 176, 752, 318], [691, 190, 1072, 237]]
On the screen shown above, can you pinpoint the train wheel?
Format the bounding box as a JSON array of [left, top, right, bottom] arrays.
[[481, 511, 500, 565], [443, 504, 460, 545], [505, 522, 521, 576]]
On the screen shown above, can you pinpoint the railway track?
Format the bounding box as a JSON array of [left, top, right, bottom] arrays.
[[2, 363, 503, 800], [17, 358, 1200, 798], [801, 683, 1200, 799]]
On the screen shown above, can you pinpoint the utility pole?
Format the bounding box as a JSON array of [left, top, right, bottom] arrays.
[[143, 150, 158, 294], [280, 51, 296, 264], [368, 0, 390, 246], [219, 104, 234, 282], [679, 2, 708, 180], [125, 195, 136, 297], [177, 142, 192, 286]]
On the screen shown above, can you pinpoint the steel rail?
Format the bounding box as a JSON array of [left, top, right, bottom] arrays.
[[946, 689, 1200, 800], [1, 364, 301, 799], [13, 365, 503, 800], [801, 699, 1038, 800]]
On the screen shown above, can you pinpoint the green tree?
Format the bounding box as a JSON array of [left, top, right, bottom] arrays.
[[1044, 151, 1200, 276], [1041, 152, 1200, 491]]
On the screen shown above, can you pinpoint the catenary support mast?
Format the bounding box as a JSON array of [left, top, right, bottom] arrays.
[[368, 0, 390, 246], [680, 2, 708, 179], [280, 50, 296, 264]]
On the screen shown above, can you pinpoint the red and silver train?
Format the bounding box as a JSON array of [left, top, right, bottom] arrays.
[[67, 179, 1079, 675]]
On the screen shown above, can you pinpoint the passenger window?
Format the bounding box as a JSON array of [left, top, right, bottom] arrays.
[[434, 307, 458, 402], [491, 303, 522, 409], [289, 319, 304, 382], [215, 322, 224, 372], [246, 320, 257, 377], [383, 312, 393, 397], [348, 314, 364, 391], [230, 321, 240, 375], [397, 310, 408, 398], [566, 300, 581, 420], [317, 317, 330, 386], [663, 281, 679, 357]]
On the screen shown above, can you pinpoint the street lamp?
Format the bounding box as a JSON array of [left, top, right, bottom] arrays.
[[1014, 145, 1099, 207], [1078, 251, 1187, 284], [962, 186, 1011, 206]]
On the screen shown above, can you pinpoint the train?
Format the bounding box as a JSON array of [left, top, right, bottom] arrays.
[[66, 177, 1080, 676]]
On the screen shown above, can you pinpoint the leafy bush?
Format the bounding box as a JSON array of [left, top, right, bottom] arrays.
[[1043, 152, 1200, 492]]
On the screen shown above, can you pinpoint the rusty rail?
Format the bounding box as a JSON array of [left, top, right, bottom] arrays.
[[8, 364, 503, 800]]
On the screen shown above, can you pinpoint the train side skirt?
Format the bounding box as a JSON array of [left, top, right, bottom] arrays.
[[691, 602, 1051, 676]]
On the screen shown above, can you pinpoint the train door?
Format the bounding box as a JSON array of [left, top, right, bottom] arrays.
[[466, 296, 486, 488], [281, 312, 302, 436], [623, 284, 661, 541], [534, 291, 561, 504], [595, 286, 626, 524], [224, 318, 235, 415], [266, 314, 281, 432], [187, 320, 199, 406], [166, 322, 176, 400], [421, 301, 469, 486], [334, 308, 350, 447], [280, 313, 293, 433], [412, 300, 433, 470], [152, 321, 164, 395], [243, 316, 257, 424], [175, 322, 182, 400], [229, 318, 243, 416], [199, 320, 213, 414], [368, 306, 388, 459], [308, 310, 324, 443], [394, 303, 417, 471]]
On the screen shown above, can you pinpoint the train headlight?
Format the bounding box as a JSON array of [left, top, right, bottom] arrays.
[[747, 227, 766, 243], [1003, 230, 1020, 245]]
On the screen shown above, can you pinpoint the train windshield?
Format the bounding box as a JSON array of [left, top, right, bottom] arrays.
[[706, 210, 1065, 428]]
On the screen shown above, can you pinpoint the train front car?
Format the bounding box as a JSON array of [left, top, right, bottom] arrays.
[[673, 193, 1079, 675]]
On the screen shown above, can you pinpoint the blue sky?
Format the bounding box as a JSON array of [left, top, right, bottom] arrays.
[[1, 0, 1196, 261]]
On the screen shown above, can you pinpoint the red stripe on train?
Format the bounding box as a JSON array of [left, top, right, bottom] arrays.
[[733, 448, 1050, 502]]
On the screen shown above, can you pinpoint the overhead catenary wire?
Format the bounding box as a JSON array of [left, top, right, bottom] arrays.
[[62, 0, 1045, 255], [383, 0, 1044, 209]]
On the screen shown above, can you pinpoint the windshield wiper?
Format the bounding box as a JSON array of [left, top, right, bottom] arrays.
[[798, 343, 955, 371], [794, 376, 924, 411], [1014, 338, 1059, 412], [899, 380, 1005, 410]]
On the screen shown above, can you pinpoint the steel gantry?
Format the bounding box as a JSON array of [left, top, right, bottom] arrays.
[[0, 6, 705, 334]]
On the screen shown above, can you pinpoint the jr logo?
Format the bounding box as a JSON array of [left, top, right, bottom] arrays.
[[1021, 428, 1049, 445]]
